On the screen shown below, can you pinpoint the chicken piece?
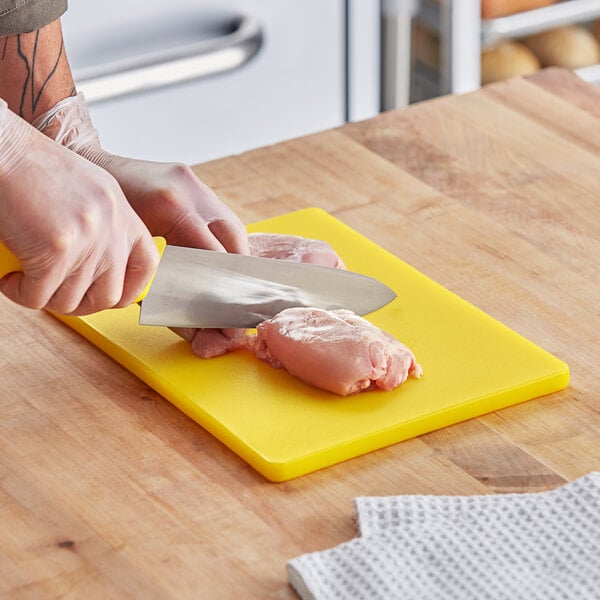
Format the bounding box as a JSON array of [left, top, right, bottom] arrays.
[[248, 233, 346, 269], [187, 234, 346, 358], [190, 328, 247, 357], [246, 307, 422, 396], [172, 325, 247, 358]]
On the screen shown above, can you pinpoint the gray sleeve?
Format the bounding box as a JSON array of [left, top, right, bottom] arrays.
[[0, 0, 67, 36]]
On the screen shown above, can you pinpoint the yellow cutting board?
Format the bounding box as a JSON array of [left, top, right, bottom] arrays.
[[55, 208, 569, 481]]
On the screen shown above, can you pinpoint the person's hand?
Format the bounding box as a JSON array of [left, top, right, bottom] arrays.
[[0, 101, 159, 315], [34, 93, 249, 255], [83, 155, 249, 254]]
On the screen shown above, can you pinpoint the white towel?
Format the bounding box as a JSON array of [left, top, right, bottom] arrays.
[[287, 472, 600, 600]]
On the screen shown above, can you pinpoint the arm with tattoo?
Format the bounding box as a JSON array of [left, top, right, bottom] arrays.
[[0, 18, 74, 123], [0, 12, 245, 328], [0, 19, 159, 316]]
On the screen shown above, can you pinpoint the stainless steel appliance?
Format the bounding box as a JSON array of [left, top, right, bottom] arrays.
[[61, 0, 381, 165]]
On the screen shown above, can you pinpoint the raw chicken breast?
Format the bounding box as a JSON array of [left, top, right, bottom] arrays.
[[247, 307, 422, 396], [248, 233, 345, 269], [191, 328, 247, 358], [173, 325, 247, 359], [186, 233, 346, 358]]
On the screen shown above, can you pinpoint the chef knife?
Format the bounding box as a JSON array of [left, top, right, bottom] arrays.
[[0, 238, 396, 328]]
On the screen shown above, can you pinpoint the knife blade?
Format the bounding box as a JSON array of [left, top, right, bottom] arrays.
[[138, 244, 396, 328], [0, 238, 396, 328]]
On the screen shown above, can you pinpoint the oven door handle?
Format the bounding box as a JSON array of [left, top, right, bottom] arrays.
[[74, 15, 263, 104]]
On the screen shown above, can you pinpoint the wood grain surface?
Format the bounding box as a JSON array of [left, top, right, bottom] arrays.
[[1, 68, 599, 598]]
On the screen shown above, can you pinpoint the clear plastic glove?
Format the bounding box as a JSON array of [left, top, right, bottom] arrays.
[[0, 100, 159, 315], [33, 93, 249, 255]]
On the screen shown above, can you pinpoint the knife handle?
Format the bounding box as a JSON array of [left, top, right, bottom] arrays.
[[0, 236, 166, 304], [0, 241, 21, 280]]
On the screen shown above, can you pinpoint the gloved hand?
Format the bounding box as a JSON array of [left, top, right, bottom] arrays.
[[33, 93, 249, 255], [0, 99, 159, 315]]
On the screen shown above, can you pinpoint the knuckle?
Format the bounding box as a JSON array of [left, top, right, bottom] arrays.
[[24, 294, 48, 311], [170, 162, 195, 181], [19, 278, 55, 310], [46, 232, 75, 258], [41, 295, 66, 314], [162, 163, 199, 200], [114, 286, 136, 308], [105, 289, 123, 308], [58, 299, 81, 315], [93, 282, 122, 310]]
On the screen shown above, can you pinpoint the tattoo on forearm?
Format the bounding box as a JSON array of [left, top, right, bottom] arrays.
[[16, 35, 32, 117], [31, 37, 64, 114], [8, 31, 65, 118]]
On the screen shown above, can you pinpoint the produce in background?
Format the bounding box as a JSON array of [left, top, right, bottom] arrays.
[[481, 0, 555, 19], [522, 25, 600, 69], [481, 40, 541, 84]]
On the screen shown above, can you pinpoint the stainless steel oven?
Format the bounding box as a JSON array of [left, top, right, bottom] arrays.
[[61, 0, 381, 165]]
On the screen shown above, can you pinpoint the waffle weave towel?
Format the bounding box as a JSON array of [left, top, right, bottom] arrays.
[[287, 472, 600, 600]]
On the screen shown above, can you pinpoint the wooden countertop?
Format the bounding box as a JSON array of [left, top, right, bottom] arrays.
[[1, 68, 599, 598]]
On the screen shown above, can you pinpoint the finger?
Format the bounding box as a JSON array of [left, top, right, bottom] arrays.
[[65, 262, 127, 316], [191, 328, 237, 358], [208, 219, 250, 255], [167, 215, 249, 254], [175, 219, 227, 253], [0, 266, 65, 310], [113, 236, 160, 308], [171, 327, 196, 342], [44, 263, 97, 314]]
